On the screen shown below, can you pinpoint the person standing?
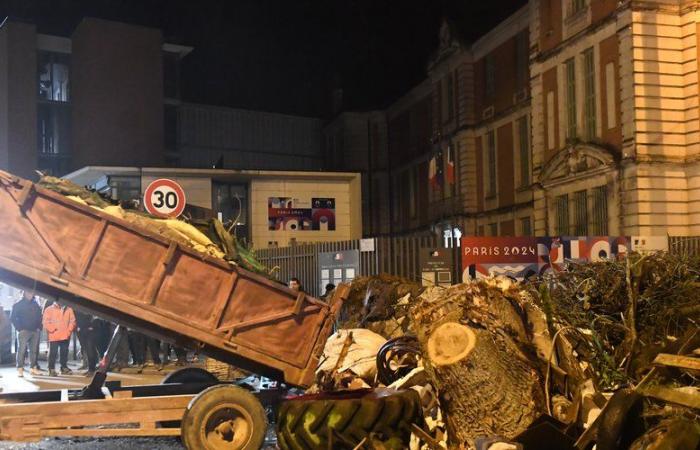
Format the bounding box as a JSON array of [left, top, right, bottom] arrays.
[[10, 289, 43, 377], [43, 301, 76, 376], [75, 311, 99, 375]]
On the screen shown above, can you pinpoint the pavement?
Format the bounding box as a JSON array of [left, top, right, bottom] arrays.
[[0, 361, 186, 449]]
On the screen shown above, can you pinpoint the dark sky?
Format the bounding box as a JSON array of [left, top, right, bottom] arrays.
[[1, 0, 526, 117]]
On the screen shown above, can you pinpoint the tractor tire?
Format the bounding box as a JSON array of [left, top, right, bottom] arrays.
[[161, 367, 219, 384], [276, 388, 421, 450], [181, 384, 267, 450]]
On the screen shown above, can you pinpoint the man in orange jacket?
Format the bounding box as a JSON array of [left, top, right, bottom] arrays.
[[42, 301, 76, 376]]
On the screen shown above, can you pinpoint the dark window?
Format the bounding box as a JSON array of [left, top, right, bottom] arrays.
[[213, 183, 249, 241], [446, 73, 455, 121], [518, 116, 530, 187], [583, 47, 596, 140], [485, 54, 496, 101], [37, 103, 71, 175], [515, 31, 529, 90], [556, 194, 569, 235], [590, 186, 608, 235], [521, 217, 532, 236], [38, 52, 70, 102], [108, 176, 141, 202], [573, 190, 588, 235], [486, 131, 496, 197], [489, 222, 498, 236]]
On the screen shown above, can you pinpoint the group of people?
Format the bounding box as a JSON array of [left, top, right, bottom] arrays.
[[9, 288, 188, 377]]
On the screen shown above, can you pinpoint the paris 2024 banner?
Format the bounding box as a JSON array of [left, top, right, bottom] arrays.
[[461, 236, 669, 281]]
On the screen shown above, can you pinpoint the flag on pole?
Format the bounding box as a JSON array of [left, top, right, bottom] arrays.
[[428, 155, 438, 190], [446, 144, 455, 185]]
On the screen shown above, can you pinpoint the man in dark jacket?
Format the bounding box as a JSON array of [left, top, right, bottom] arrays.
[[10, 289, 43, 377], [75, 310, 99, 375]]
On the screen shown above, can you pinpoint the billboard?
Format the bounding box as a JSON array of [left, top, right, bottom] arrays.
[[268, 197, 336, 231], [461, 236, 667, 281]]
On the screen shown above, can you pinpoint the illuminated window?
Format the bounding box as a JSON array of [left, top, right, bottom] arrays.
[[38, 52, 70, 102]]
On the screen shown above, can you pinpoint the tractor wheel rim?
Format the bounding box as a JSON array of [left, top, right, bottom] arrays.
[[201, 403, 253, 449]]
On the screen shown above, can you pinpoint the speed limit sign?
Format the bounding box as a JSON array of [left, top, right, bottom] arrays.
[[143, 179, 186, 218]]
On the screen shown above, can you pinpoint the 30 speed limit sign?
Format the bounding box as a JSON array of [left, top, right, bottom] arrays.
[[143, 179, 186, 218]]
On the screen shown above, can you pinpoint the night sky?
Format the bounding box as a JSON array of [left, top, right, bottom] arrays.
[[1, 0, 526, 117]]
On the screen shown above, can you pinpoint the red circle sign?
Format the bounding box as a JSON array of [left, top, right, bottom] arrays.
[[143, 179, 186, 218]]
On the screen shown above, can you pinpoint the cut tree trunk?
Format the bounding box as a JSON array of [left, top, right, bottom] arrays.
[[412, 283, 546, 447]]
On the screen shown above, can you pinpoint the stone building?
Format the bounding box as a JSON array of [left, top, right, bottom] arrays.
[[332, 0, 700, 238]]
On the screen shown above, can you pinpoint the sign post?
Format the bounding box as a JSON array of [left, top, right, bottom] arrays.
[[143, 179, 186, 218]]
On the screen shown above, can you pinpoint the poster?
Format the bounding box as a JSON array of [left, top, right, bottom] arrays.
[[318, 250, 359, 294], [461, 236, 666, 281], [419, 248, 453, 287], [268, 197, 335, 231]]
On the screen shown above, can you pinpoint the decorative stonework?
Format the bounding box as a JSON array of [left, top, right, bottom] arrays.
[[539, 143, 617, 187]]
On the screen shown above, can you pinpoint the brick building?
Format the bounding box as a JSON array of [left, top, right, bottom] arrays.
[[331, 0, 700, 238]]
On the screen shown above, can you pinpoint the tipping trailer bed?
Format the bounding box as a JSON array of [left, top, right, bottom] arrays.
[[0, 170, 347, 448], [0, 170, 340, 387]]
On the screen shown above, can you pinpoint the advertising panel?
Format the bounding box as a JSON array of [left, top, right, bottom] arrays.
[[462, 236, 667, 281], [268, 197, 336, 231]]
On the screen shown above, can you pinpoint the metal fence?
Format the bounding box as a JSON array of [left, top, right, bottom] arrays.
[[669, 236, 700, 255], [255, 236, 461, 297], [256, 235, 700, 297]]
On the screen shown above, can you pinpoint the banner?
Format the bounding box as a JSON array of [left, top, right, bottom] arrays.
[[461, 236, 667, 281], [268, 197, 336, 231]]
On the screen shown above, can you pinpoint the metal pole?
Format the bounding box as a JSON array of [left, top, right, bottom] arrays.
[[76, 325, 127, 399]]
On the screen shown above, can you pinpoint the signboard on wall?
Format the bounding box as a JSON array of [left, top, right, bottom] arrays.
[[319, 250, 359, 293], [461, 236, 668, 281], [419, 248, 453, 287], [268, 197, 335, 231]]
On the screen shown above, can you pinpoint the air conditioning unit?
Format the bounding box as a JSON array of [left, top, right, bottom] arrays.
[[513, 88, 528, 104], [482, 106, 494, 120]]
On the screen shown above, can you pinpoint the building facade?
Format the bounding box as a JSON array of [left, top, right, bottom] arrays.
[[66, 166, 362, 248], [332, 0, 700, 238]]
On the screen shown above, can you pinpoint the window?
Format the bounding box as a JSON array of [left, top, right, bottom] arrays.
[[213, 183, 249, 240], [486, 131, 497, 197], [605, 63, 617, 129], [38, 52, 70, 102], [546, 91, 555, 150], [485, 54, 495, 101], [515, 31, 529, 90], [571, 0, 586, 15], [583, 48, 596, 140], [409, 168, 417, 219], [556, 194, 569, 235], [565, 58, 577, 139], [518, 116, 530, 187], [108, 176, 141, 202], [520, 217, 532, 236], [489, 222, 498, 236], [573, 190, 588, 235], [445, 73, 455, 121], [37, 103, 71, 175], [590, 186, 608, 235]]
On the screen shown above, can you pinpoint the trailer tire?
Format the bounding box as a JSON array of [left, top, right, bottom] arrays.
[[161, 367, 219, 385], [276, 388, 421, 450], [181, 384, 267, 450]]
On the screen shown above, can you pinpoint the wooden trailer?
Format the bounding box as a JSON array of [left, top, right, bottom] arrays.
[[0, 170, 347, 449]]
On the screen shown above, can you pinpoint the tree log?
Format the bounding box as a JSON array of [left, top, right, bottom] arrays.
[[412, 283, 546, 447]]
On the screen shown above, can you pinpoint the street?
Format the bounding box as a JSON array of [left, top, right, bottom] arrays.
[[0, 362, 182, 449]]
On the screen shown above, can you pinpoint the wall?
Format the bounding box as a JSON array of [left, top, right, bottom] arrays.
[[178, 103, 323, 171], [70, 18, 165, 170], [250, 176, 361, 247], [0, 21, 37, 179]]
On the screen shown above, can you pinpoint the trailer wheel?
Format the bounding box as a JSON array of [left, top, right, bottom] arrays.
[[159, 367, 220, 429], [276, 388, 421, 450], [181, 384, 267, 450], [161, 367, 219, 385]]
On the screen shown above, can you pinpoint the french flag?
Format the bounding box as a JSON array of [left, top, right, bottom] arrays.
[[446, 145, 455, 185]]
